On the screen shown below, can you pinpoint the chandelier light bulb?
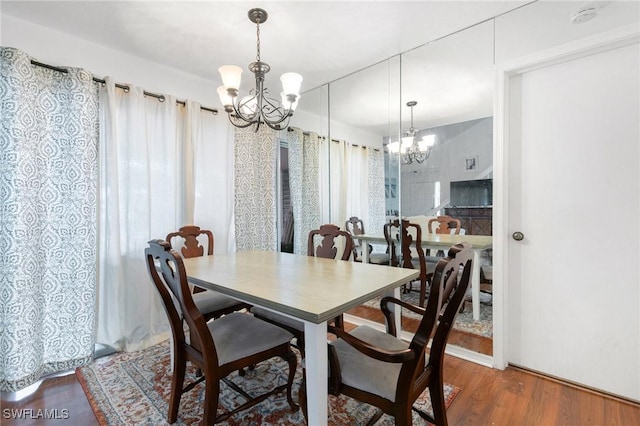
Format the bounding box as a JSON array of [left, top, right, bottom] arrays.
[[280, 92, 300, 111], [280, 72, 303, 97], [217, 86, 234, 110], [387, 141, 401, 154], [218, 65, 243, 92]]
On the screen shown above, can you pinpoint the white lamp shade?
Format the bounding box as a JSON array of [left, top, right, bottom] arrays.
[[281, 92, 300, 111], [217, 85, 233, 107], [401, 136, 414, 152], [421, 134, 436, 149], [280, 72, 303, 96], [387, 141, 400, 154], [218, 65, 243, 91]]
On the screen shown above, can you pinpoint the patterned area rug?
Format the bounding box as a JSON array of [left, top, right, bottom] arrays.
[[361, 290, 493, 338], [77, 340, 460, 425]]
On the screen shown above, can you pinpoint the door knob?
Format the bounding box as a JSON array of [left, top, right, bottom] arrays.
[[512, 231, 524, 241]]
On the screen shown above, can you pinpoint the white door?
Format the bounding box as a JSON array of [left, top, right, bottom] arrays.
[[505, 39, 639, 400]]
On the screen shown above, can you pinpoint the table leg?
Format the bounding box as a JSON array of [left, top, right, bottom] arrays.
[[304, 321, 328, 426], [472, 249, 481, 321], [384, 286, 402, 331], [361, 238, 370, 263]]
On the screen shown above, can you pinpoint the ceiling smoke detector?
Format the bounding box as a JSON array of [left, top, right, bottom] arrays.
[[570, 5, 600, 24]]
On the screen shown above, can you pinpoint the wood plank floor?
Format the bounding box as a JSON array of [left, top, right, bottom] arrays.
[[3, 338, 638, 425]]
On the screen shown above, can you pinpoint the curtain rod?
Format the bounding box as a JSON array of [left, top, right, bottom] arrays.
[[287, 127, 380, 152], [30, 59, 218, 114]]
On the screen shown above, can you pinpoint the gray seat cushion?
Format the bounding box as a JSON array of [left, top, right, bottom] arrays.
[[329, 325, 409, 401], [250, 306, 304, 332], [193, 290, 244, 315], [208, 312, 294, 366]]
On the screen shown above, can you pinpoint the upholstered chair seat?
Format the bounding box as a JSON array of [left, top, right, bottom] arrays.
[[192, 291, 248, 317], [329, 325, 410, 401], [208, 312, 294, 366]]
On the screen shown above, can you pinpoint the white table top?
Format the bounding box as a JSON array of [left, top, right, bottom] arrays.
[[357, 232, 493, 250], [183, 250, 419, 324]]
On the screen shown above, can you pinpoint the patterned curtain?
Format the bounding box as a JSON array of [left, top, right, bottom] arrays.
[[0, 48, 98, 392], [234, 127, 277, 251], [288, 128, 321, 255], [368, 148, 386, 235]]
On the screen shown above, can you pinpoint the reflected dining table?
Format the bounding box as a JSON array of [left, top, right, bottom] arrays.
[[357, 233, 493, 321], [183, 250, 419, 425]]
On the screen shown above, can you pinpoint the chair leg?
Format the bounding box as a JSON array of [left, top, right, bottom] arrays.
[[299, 369, 307, 422], [393, 405, 413, 426], [428, 378, 448, 426], [419, 276, 428, 307], [168, 356, 186, 423], [202, 373, 220, 426], [284, 350, 300, 411]]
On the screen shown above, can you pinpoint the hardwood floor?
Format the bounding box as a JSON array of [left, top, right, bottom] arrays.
[[3, 341, 638, 425]]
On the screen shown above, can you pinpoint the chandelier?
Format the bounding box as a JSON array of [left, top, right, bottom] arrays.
[[387, 101, 435, 164], [216, 8, 302, 131]]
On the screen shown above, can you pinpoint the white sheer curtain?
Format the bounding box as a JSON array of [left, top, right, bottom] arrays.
[[1, 48, 99, 392], [191, 102, 236, 254], [96, 80, 233, 352], [328, 140, 385, 233], [287, 128, 321, 255]]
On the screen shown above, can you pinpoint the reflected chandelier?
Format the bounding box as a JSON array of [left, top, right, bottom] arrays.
[[387, 101, 435, 164], [217, 8, 302, 131]]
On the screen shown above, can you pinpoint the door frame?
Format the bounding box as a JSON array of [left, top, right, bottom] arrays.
[[492, 24, 639, 369]]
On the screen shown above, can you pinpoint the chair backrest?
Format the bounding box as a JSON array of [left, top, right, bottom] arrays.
[[408, 243, 472, 380], [345, 216, 365, 236], [145, 240, 219, 365], [308, 224, 353, 261], [384, 219, 426, 272], [427, 215, 461, 235], [345, 216, 365, 260], [166, 225, 214, 259]]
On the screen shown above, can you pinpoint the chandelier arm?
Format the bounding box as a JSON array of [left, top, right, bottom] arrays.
[[227, 113, 259, 129]]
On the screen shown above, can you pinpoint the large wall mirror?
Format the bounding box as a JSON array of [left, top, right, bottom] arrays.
[[399, 21, 495, 356], [328, 56, 401, 328], [286, 21, 496, 357]]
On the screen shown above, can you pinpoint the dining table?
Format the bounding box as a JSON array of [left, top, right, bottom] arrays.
[[356, 233, 493, 321], [183, 250, 419, 426]]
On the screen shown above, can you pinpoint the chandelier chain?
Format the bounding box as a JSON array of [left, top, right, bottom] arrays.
[[255, 20, 261, 62]]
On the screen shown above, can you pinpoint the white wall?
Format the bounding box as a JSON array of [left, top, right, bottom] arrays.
[[401, 117, 493, 216], [1, 14, 218, 109]]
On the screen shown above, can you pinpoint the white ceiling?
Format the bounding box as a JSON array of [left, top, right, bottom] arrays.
[[1, 1, 529, 91], [8, 1, 630, 136]]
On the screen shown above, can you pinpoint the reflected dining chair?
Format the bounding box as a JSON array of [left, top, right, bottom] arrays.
[[385, 219, 429, 307], [252, 223, 353, 352], [427, 215, 461, 236], [345, 216, 390, 265], [325, 243, 472, 426], [166, 225, 251, 321], [145, 240, 298, 424]]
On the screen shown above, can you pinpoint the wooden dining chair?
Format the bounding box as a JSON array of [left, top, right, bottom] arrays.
[[324, 243, 473, 426], [166, 225, 251, 321], [252, 224, 353, 352], [345, 216, 390, 265], [384, 219, 429, 307], [427, 215, 461, 236], [145, 240, 298, 424], [424, 216, 463, 300]]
